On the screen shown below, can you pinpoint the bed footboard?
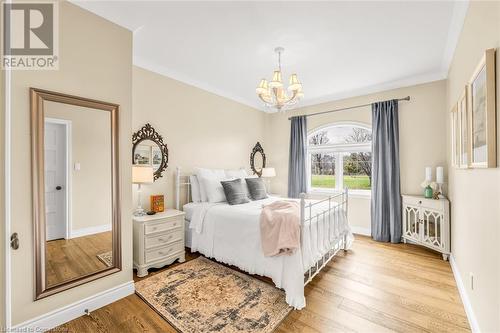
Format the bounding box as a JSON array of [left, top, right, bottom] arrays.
[[300, 189, 349, 285]]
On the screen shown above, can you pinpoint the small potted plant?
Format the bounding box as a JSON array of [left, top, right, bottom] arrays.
[[420, 180, 438, 199]]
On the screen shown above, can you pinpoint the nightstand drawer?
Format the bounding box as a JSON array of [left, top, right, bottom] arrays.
[[144, 218, 182, 235], [145, 241, 183, 263], [145, 229, 183, 249]]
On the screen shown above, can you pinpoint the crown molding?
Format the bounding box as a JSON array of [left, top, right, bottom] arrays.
[[134, 55, 449, 114]]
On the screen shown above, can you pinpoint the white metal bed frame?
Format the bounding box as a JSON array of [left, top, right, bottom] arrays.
[[175, 167, 349, 286]]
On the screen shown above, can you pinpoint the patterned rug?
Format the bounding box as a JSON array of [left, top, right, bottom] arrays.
[[135, 257, 292, 333], [96, 251, 112, 267]]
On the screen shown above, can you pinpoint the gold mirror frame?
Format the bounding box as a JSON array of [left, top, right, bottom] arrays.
[[30, 88, 122, 300]]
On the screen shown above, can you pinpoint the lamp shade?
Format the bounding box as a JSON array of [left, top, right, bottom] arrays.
[[269, 70, 283, 88], [288, 73, 302, 91], [256, 79, 269, 95], [132, 165, 154, 184], [261, 167, 276, 178]]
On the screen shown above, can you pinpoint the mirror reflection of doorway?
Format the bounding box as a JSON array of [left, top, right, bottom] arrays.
[[44, 119, 70, 241]]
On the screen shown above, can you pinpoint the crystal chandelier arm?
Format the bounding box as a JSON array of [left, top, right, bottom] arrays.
[[283, 89, 298, 104], [258, 94, 272, 104]]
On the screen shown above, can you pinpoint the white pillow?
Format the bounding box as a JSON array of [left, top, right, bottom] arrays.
[[194, 168, 226, 202], [225, 168, 248, 179], [201, 176, 229, 203], [189, 175, 201, 203]]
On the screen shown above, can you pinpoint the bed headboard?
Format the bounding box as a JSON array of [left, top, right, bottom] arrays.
[[175, 167, 192, 210]]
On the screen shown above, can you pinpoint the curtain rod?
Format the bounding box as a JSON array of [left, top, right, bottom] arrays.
[[287, 96, 411, 120]]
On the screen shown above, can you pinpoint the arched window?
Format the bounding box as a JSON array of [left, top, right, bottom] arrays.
[[307, 122, 372, 193]]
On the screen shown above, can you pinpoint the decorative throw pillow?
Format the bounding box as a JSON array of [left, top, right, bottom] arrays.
[[225, 169, 251, 197], [245, 177, 268, 200], [221, 179, 250, 205]]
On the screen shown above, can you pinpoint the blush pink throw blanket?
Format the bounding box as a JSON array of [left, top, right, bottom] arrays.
[[260, 200, 301, 257]]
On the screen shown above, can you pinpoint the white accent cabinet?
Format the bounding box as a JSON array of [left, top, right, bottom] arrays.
[[133, 210, 186, 277], [402, 195, 450, 260]]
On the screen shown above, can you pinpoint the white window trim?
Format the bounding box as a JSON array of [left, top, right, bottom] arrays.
[[307, 122, 372, 196]]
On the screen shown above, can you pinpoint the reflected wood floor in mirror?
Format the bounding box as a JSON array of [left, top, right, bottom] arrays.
[[52, 236, 470, 333], [46, 232, 112, 287]]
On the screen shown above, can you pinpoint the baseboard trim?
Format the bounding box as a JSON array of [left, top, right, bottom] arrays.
[[70, 224, 112, 239], [449, 254, 480, 333], [350, 226, 371, 236], [12, 281, 135, 331]]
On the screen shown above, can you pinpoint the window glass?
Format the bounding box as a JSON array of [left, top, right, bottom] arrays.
[[309, 125, 372, 146], [310, 153, 336, 189], [342, 152, 372, 190], [308, 124, 372, 192]]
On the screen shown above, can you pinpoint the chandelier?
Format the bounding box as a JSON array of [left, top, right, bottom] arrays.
[[256, 47, 303, 112]]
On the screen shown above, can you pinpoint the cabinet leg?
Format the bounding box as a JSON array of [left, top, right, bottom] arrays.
[[178, 254, 186, 263], [442, 254, 449, 261], [137, 267, 149, 277], [403, 238, 407, 244]]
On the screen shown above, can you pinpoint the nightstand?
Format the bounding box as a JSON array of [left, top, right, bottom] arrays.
[[402, 195, 450, 260], [133, 209, 186, 277]]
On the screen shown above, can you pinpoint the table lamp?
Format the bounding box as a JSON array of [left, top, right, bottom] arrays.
[[261, 167, 276, 193], [133, 165, 153, 216]]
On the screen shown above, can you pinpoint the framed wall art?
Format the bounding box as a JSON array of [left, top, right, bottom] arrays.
[[467, 48, 496, 168], [450, 103, 459, 167], [458, 88, 469, 169]]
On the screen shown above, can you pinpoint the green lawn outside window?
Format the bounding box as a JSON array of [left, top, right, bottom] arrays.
[[311, 174, 371, 190]]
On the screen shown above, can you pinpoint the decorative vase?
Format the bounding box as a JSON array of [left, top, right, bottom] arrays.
[[424, 185, 433, 199]]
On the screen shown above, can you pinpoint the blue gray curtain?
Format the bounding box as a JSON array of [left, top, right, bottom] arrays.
[[288, 116, 308, 198], [371, 100, 402, 243]]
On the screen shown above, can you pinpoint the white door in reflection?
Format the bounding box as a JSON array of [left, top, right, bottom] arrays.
[[44, 119, 69, 241]]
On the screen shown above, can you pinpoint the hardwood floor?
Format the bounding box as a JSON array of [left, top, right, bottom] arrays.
[[53, 236, 470, 332], [46, 231, 112, 287]]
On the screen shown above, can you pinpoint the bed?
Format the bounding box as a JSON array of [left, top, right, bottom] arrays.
[[175, 167, 353, 309]]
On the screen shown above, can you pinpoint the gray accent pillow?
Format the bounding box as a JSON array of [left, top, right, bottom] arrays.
[[245, 177, 268, 200], [220, 179, 250, 205]]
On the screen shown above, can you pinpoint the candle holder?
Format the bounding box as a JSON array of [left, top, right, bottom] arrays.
[[436, 182, 445, 199]]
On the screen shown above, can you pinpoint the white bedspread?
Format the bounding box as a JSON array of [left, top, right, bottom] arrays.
[[189, 196, 353, 309]]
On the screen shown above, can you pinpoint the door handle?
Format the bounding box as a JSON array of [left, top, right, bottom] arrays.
[[56, 186, 62, 190], [10, 233, 19, 250]]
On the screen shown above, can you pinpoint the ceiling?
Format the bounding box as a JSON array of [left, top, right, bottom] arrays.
[[73, 1, 469, 111]]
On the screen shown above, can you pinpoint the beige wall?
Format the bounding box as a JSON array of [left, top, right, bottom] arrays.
[[445, 1, 500, 331], [265, 80, 447, 232], [9, 2, 132, 325], [1, 68, 6, 327], [45, 103, 112, 232], [132, 66, 266, 210]]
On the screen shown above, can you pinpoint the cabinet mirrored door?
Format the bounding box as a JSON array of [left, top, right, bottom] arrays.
[[404, 205, 420, 241], [31, 88, 121, 300], [421, 208, 444, 249]]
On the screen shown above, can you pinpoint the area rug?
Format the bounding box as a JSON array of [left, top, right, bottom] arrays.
[[96, 251, 112, 267], [135, 256, 292, 333]]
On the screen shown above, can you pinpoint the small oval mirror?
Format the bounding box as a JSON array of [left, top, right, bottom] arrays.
[[250, 142, 266, 177]]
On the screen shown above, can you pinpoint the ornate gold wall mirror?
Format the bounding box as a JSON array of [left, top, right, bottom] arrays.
[[31, 88, 121, 300]]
